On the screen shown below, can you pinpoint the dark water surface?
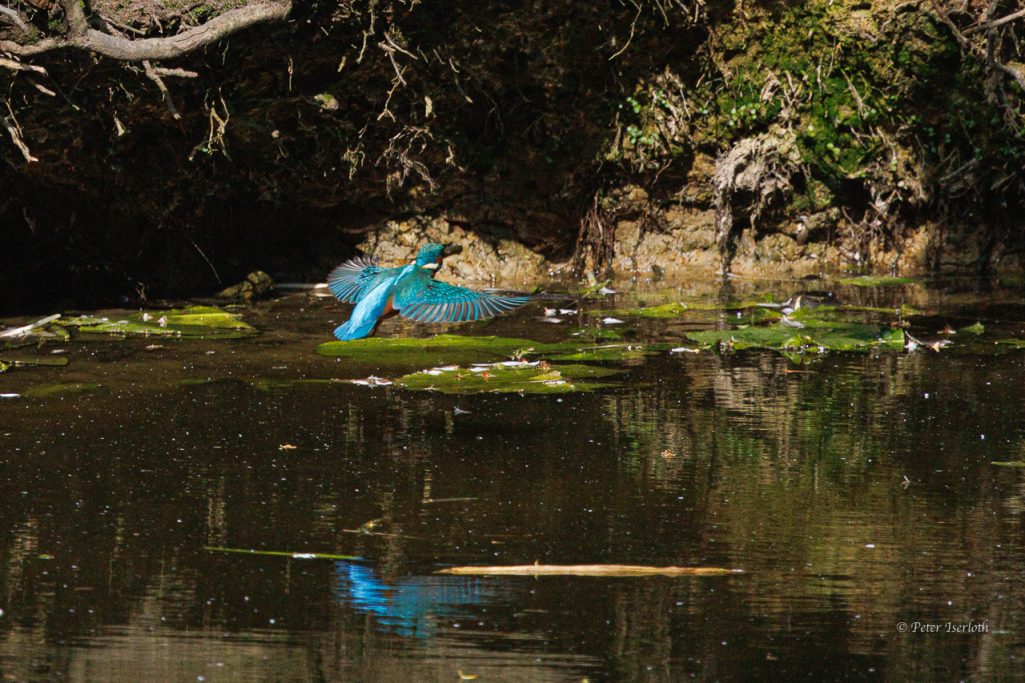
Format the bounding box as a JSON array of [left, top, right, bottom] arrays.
[[2, 281, 1025, 681]]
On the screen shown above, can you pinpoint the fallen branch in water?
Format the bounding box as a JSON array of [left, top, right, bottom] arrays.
[[435, 564, 743, 577], [0, 313, 60, 338]]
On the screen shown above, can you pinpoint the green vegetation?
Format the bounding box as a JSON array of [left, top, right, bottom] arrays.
[[396, 362, 620, 395], [837, 276, 918, 287], [61, 306, 255, 338], [316, 334, 651, 368], [688, 322, 904, 354], [23, 382, 102, 398]]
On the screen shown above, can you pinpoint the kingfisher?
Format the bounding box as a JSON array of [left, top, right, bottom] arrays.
[[327, 242, 533, 340]]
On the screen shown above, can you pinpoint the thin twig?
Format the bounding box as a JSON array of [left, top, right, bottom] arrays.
[[609, 4, 642, 61], [189, 238, 223, 286], [965, 7, 1025, 34], [143, 59, 181, 119], [3, 101, 37, 162], [0, 56, 46, 74]]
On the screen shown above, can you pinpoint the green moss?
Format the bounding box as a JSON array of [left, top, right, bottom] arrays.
[[315, 333, 649, 368], [595, 300, 771, 318], [687, 322, 903, 353], [63, 306, 255, 338], [612, 0, 1025, 229], [837, 276, 918, 287], [569, 327, 624, 341], [396, 363, 620, 395], [0, 356, 70, 371], [547, 346, 652, 362]]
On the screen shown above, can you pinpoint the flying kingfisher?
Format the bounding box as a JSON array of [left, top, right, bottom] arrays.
[[327, 242, 533, 340]]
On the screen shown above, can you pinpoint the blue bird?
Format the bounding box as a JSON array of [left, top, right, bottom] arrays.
[[327, 242, 533, 340]]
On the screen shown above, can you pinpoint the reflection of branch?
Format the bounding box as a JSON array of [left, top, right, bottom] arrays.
[[0, 0, 290, 61]]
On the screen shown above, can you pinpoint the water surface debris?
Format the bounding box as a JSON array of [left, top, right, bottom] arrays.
[[435, 564, 743, 576]]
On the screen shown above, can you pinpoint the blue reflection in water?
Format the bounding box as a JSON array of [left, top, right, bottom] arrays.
[[334, 561, 497, 638]]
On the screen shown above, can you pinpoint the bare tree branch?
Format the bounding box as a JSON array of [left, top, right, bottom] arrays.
[[0, 56, 45, 73], [965, 7, 1025, 35], [0, 0, 291, 61], [151, 66, 199, 78], [0, 4, 31, 33], [143, 59, 181, 119], [3, 101, 37, 162]]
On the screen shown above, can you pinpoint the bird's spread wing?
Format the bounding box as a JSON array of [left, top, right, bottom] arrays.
[[327, 256, 381, 303], [393, 276, 532, 323]]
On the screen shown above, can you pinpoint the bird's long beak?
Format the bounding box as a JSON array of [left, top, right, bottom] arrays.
[[442, 243, 463, 257]]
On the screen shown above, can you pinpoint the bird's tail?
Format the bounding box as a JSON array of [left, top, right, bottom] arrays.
[[334, 321, 355, 340], [334, 318, 378, 341]]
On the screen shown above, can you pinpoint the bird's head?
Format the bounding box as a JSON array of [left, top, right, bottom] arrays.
[[414, 242, 462, 269]]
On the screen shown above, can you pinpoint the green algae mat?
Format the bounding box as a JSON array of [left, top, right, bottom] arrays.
[[315, 334, 659, 367], [395, 361, 620, 395], [60, 306, 255, 338]]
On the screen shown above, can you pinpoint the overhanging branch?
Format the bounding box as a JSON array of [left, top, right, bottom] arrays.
[[0, 0, 291, 61]]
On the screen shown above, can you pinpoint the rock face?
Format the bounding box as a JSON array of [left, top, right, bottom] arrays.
[[357, 217, 549, 286]]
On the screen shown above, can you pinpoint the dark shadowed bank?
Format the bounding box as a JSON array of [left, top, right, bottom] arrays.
[[2, 0, 1025, 312]]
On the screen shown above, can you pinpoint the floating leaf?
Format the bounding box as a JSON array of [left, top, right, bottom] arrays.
[[991, 461, 1025, 468], [3, 356, 70, 368], [435, 564, 743, 577], [547, 344, 653, 362], [958, 322, 985, 335], [23, 382, 102, 398], [569, 326, 623, 341]]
